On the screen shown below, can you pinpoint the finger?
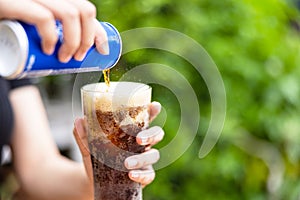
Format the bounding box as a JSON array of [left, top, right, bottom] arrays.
[[136, 126, 164, 146], [37, 19, 58, 55], [149, 101, 161, 122], [94, 19, 109, 55], [124, 149, 160, 170], [35, 0, 81, 62], [0, 0, 58, 55], [128, 165, 155, 187], [57, 4, 81, 63], [65, 0, 96, 61]]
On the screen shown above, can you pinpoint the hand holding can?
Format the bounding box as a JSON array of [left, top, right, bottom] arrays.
[[0, 20, 121, 79], [0, 0, 109, 61]]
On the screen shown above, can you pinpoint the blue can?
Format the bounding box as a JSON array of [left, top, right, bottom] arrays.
[[0, 20, 122, 79]]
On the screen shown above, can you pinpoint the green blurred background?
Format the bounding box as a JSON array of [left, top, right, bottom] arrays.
[[86, 0, 300, 199], [11, 0, 300, 199], [85, 0, 300, 199]]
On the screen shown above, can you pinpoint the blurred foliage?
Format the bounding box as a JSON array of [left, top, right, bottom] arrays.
[[87, 0, 300, 199], [42, 0, 300, 199]]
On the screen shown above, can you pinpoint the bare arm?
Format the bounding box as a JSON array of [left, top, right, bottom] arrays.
[[10, 85, 92, 200]]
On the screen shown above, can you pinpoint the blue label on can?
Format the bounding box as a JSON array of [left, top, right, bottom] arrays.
[[19, 21, 121, 78]]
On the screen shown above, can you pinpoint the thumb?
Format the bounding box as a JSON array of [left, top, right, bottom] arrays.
[[73, 118, 90, 157], [73, 118, 93, 181]]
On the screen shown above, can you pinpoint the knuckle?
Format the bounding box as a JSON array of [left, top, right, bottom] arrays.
[[37, 11, 54, 25], [80, 40, 94, 50], [36, 15, 57, 45], [65, 7, 80, 19], [64, 36, 81, 50], [65, 42, 80, 52], [80, 2, 96, 18]]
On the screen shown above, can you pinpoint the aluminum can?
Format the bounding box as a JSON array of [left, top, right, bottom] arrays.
[[0, 20, 122, 79]]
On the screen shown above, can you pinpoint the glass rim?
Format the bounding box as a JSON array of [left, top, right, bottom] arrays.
[[81, 81, 151, 94]]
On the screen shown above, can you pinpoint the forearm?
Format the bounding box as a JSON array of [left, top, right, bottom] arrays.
[[9, 85, 92, 200], [24, 155, 92, 200], [14, 155, 92, 200]]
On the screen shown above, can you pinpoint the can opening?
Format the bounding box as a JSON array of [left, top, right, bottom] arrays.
[[0, 20, 28, 79]]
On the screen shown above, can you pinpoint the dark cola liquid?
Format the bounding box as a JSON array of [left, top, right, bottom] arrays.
[[89, 106, 148, 200]]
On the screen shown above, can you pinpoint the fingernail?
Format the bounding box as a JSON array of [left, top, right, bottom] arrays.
[[59, 52, 72, 63], [152, 102, 161, 111], [127, 159, 138, 168], [131, 172, 139, 178], [139, 137, 148, 145], [100, 41, 109, 55], [74, 52, 86, 61], [42, 43, 55, 55]]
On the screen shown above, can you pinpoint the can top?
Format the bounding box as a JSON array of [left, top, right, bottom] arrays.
[[0, 20, 28, 79]]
